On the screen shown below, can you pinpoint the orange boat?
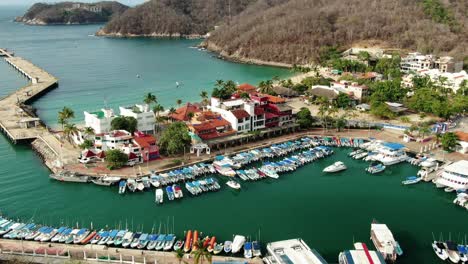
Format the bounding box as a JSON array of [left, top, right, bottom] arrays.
[[81, 230, 96, 245], [191, 230, 199, 251], [184, 230, 192, 253], [207, 237, 216, 252], [203, 236, 211, 248]]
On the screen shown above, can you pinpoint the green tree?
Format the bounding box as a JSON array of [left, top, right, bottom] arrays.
[[79, 139, 94, 149], [174, 248, 185, 264], [143, 92, 157, 106], [83, 126, 95, 137], [357, 51, 371, 62], [334, 117, 347, 132], [440, 132, 458, 151], [176, 99, 183, 108], [258, 80, 274, 95], [111, 116, 138, 134], [191, 240, 212, 264], [58, 107, 75, 129], [63, 123, 78, 142], [370, 101, 396, 119], [200, 90, 209, 107], [105, 149, 128, 169], [335, 93, 351, 108], [296, 107, 314, 129], [374, 56, 401, 79], [211, 80, 237, 100], [158, 122, 191, 156]]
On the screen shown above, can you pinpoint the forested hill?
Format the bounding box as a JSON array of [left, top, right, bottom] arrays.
[[205, 0, 467, 65], [15, 2, 129, 25], [97, 0, 255, 37]]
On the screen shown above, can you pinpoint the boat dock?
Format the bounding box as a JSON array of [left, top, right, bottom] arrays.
[[0, 48, 77, 169]]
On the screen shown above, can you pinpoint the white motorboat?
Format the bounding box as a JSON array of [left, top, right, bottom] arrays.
[[323, 161, 347, 173], [432, 241, 449, 261], [155, 188, 164, 204], [118, 181, 126, 194], [136, 179, 145, 191], [231, 235, 246, 254], [402, 176, 422, 185], [226, 180, 241, 190], [445, 187, 455, 193], [370, 221, 402, 262]]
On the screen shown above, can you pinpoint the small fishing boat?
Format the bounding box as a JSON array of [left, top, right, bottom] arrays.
[[150, 175, 160, 188], [121, 232, 134, 248], [91, 230, 105, 244], [244, 241, 253, 258], [173, 184, 183, 199], [202, 236, 211, 248], [166, 186, 175, 201], [137, 233, 150, 249], [432, 241, 449, 261], [353, 151, 368, 160], [74, 229, 90, 244], [191, 231, 199, 252], [127, 179, 137, 192], [366, 163, 386, 174], [164, 234, 176, 250], [232, 235, 246, 254], [226, 180, 241, 190], [445, 187, 455, 193], [155, 188, 164, 204], [91, 176, 121, 186], [106, 230, 122, 246], [184, 230, 193, 253], [173, 240, 184, 251], [141, 177, 151, 189], [81, 230, 96, 244], [445, 241, 461, 263], [458, 245, 468, 263], [130, 232, 142, 248], [402, 176, 422, 185], [213, 243, 224, 255], [224, 240, 233, 253], [58, 229, 73, 243], [323, 161, 347, 173], [155, 234, 166, 251], [118, 181, 126, 194], [136, 179, 145, 191], [207, 236, 216, 252], [252, 241, 262, 257], [113, 230, 127, 247]]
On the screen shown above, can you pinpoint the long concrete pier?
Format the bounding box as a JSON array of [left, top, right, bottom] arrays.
[[0, 48, 77, 168]]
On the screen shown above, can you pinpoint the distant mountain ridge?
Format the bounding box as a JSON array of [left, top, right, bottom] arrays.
[[96, 0, 256, 37], [16, 1, 129, 25]]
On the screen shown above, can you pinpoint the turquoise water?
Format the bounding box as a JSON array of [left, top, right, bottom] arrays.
[[0, 6, 466, 264]]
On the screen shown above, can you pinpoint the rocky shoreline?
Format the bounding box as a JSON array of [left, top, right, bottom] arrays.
[[95, 29, 206, 39]]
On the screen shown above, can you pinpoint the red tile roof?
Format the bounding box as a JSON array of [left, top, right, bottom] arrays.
[[170, 103, 200, 121], [257, 93, 286, 104], [238, 83, 257, 93], [133, 134, 157, 148], [456, 131, 468, 142], [231, 109, 250, 119]]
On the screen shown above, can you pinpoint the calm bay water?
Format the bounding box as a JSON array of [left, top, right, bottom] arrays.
[[0, 6, 466, 264]]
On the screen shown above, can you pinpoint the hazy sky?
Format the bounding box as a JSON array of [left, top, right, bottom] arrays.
[[0, 0, 147, 6]]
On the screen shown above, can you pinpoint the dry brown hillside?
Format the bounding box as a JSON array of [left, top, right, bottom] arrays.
[[205, 0, 468, 65]]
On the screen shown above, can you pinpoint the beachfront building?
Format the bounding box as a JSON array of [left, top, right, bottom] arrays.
[[435, 160, 468, 191], [119, 104, 155, 134], [309, 85, 340, 102], [331, 81, 369, 101], [210, 97, 264, 132], [402, 69, 468, 93], [94, 130, 133, 151], [187, 111, 236, 140], [400, 52, 435, 73], [84, 108, 116, 134], [133, 132, 160, 161], [252, 94, 294, 128], [263, 238, 328, 264]]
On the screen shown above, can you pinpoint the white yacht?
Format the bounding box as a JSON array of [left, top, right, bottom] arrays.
[[372, 143, 408, 166], [370, 222, 402, 262], [323, 161, 347, 173], [231, 235, 246, 254], [435, 160, 468, 191]]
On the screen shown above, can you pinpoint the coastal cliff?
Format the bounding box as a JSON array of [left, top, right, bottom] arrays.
[[15, 1, 128, 25]]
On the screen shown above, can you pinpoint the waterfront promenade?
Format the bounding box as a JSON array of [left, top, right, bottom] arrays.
[[0, 48, 77, 168], [0, 238, 258, 264]]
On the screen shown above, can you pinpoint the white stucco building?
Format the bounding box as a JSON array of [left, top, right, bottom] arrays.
[[209, 97, 265, 133], [84, 108, 116, 134], [402, 69, 467, 93], [119, 104, 155, 134]]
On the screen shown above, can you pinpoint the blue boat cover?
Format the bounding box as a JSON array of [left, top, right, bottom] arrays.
[[383, 142, 405, 150]]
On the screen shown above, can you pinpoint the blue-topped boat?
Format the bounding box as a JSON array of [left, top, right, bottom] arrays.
[[402, 176, 422, 185]]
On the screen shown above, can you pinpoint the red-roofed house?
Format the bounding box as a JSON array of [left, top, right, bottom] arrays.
[[133, 132, 160, 161], [237, 83, 257, 94], [170, 103, 201, 122], [94, 130, 133, 151], [188, 111, 236, 140]]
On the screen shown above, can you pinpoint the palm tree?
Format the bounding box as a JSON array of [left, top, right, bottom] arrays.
[[63, 123, 78, 143], [58, 107, 75, 129], [200, 91, 209, 108], [191, 240, 212, 264], [168, 107, 177, 122], [83, 126, 95, 139], [187, 112, 195, 121], [174, 248, 185, 264], [143, 92, 157, 106], [258, 80, 274, 94], [176, 99, 183, 108], [214, 79, 224, 89], [153, 104, 164, 117]]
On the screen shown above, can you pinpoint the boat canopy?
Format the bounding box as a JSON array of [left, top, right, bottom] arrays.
[[383, 142, 405, 150]]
